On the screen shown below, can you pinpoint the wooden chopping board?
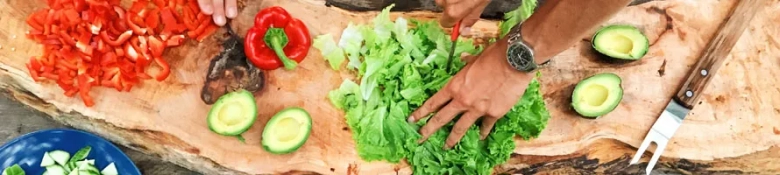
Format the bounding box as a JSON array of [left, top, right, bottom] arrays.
[[1, 0, 779, 174]]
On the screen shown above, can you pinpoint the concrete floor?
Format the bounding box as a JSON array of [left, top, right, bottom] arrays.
[[0, 95, 200, 175]]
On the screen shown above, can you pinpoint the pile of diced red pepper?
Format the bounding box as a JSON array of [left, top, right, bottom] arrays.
[[25, 0, 219, 107]]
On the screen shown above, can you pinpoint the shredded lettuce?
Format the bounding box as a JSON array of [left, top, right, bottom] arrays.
[[498, 0, 538, 37], [313, 34, 346, 70], [324, 4, 549, 175]]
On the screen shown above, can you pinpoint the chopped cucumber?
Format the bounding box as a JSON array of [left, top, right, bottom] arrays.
[[41, 152, 56, 167], [76, 161, 89, 171], [63, 161, 77, 173], [2, 164, 25, 175], [45, 165, 66, 175], [67, 146, 91, 164], [82, 164, 98, 172], [48, 150, 71, 166], [100, 163, 118, 175], [80, 169, 100, 175], [66, 170, 78, 175]]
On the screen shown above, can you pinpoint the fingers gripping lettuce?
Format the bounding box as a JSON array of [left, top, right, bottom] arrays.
[[320, 4, 549, 175]]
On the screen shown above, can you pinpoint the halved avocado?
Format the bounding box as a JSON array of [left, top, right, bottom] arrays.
[[571, 73, 624, 118], [207, 89, 258, 136], [262, 107, 312, 154], [591, 25, 649, 60]]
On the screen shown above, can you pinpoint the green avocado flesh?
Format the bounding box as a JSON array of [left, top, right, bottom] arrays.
[[571, 73, 624, 118], [262, 107, 312, 154], [592, 25, 649, 60], [207, 89, 258, 136]]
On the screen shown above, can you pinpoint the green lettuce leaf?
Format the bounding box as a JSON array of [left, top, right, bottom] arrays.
[[498, 0, 538, 37], [313, 33, 346, 70], [325, 4, 548, 175]]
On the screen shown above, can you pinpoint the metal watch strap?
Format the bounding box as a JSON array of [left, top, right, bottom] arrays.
[[507, 24, 524, 44], [506, 24, 538, 72]]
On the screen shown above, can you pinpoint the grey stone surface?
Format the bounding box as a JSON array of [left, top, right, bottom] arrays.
[[0, 95, 201, 175]]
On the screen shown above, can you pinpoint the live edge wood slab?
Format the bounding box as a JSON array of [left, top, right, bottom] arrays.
[[0, 0, 779, 174]]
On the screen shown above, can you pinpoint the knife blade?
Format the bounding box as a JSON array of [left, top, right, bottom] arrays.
[[446, 20, 462, 70], [630, 1, 761, 174]]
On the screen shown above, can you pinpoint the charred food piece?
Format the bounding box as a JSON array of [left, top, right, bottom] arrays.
[[201, 26, 265, 105]]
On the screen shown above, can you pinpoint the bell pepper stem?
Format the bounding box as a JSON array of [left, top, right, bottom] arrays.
[[265, 28, 297, 70]]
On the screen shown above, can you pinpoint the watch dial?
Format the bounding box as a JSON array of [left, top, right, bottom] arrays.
[[507, 43, 536, 71]]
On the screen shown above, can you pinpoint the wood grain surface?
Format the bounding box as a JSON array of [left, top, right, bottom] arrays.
[[0, 0, 779, 175], [673, 0, 761, 108]]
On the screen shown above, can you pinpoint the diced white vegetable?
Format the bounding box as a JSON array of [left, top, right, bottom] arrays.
[[83, 165, 98, 173], [80, 170, 100, 175], [41, 152, 56, 167], [85, 159, 95, 165], [67, 169, 79, 175], [45, 165, 67, 175], [48, 150, 71, 166], [64, 161, 77, 173], [76, 160, 90, 170], [100, 163, 118, 175]]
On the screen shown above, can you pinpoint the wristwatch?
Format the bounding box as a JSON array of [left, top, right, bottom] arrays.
[[505, 23, 547, 72]]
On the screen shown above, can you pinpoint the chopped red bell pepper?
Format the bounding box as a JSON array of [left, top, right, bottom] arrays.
[[148, 36, 165, 57], [25, 0, 220, 107], [166, 34, 185, 46], [245, 6, 312, 70], [126, 13, 147, 35], [100, 30, 132, 46], [153, 56, 170, 81]]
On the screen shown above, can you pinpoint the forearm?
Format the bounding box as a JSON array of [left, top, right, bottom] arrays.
[[516, 0, 633, 63]]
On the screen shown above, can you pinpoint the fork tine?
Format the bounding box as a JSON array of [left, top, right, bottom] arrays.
[[645, 141, 668, 175], [630, 134, 654, 165]]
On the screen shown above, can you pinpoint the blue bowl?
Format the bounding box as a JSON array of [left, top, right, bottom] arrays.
[[0, 128, 141, 175]]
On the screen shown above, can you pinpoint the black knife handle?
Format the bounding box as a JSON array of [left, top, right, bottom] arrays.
[[674, 0, 760, 108]]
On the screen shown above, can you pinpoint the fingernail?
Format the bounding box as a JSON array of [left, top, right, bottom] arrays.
[[480, 134, 487, 140], [214, 16, 226, 26], [443, 145, 452, 150], [407, 116, 415, 123], [461, 27, 471, 36], [417, 138, 425, 144], [227, 8, 237, 18]]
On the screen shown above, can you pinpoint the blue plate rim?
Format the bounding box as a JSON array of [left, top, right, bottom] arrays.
[[0, 128, 142, 175]]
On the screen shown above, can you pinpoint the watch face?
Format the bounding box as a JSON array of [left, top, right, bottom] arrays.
[[507, 42, 536, 72]]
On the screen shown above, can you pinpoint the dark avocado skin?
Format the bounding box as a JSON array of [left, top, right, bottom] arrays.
[[200, 24, 265, 105]]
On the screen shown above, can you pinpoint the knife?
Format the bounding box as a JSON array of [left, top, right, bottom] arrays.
[[446, 20, 462, 70], [630, 1, 761, 174]]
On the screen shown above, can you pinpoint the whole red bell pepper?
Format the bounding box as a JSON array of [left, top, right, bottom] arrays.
[[244, 6, 311, 70]]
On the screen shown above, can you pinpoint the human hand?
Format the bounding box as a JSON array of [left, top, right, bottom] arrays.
[[198, 0, 238, 26], [407, 39, 534, 149], [435, 0, 490, 36]]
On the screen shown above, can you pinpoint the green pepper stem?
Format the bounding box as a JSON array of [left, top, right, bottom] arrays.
[[265, 28, 297, 70]]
